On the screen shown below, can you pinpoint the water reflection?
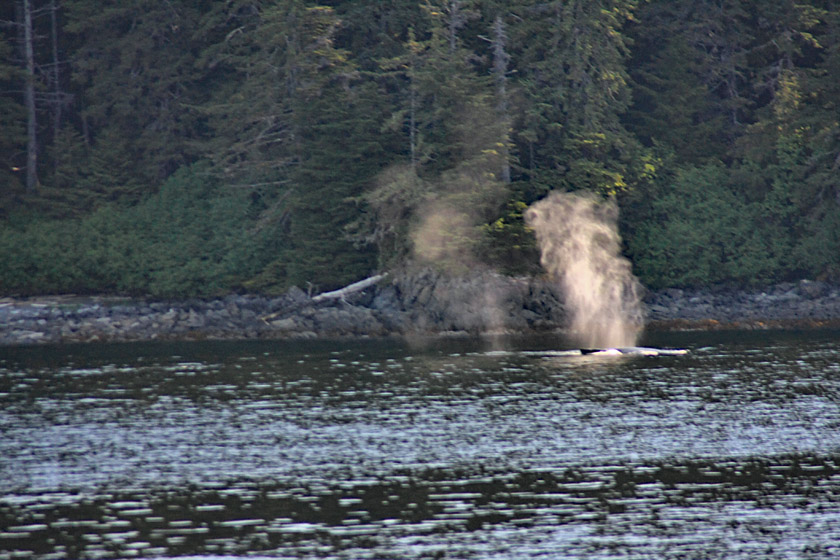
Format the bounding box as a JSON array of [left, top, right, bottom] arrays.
[[3, 456, 840, 559], [2, 331, 840, 559]]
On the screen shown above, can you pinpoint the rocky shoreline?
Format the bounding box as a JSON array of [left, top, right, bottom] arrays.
[[2, 270, 840, 346], [644, 278, 840, 331]]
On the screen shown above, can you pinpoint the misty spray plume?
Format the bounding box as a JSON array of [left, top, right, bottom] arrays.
[[526, 191, 645, 348]]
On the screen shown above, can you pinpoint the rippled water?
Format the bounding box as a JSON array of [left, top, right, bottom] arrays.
[[2, 330, 840, 559]]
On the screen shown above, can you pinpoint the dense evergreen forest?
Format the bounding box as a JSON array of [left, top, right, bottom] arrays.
[[2, 0, 840, 297]]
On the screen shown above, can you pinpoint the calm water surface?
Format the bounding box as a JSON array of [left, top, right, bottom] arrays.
[[2, 330, 840, 559]]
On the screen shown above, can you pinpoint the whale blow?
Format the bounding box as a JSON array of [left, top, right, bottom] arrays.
[[526, 191, 644, 348]]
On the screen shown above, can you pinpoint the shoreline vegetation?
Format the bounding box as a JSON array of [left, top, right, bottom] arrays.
[[3, 270, 840, 347], [5, 2, 840, 305]]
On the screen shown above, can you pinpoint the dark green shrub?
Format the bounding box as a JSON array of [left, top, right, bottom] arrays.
[[627, 162, 785, 289], [0, 164, 284, 297]]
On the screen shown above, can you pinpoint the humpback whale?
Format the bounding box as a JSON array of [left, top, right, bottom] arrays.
[[579, 347, 688, 356]]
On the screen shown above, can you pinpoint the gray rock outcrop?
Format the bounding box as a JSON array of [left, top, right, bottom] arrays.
[[2, 271, 840, 346]]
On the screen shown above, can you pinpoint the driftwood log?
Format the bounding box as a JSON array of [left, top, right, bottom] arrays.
[[311, 273, 388, 302], [261, 273, 388, 323]]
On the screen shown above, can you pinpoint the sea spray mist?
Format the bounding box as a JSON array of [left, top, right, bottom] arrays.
[[526, 191, 645, 348]]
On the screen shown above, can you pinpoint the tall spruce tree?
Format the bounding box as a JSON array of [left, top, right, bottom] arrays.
[[626, 0, 756, 162], [198, 1, 386, 290], [363, 1, 510, 270], [286, 77, 386, 289], [780, 4, 840, 278], [512, 0, 639, 195], [64, 0, 206, 200], [333, 0, 422, 69], [197, 0, 301, 192], [625, 4, 727, 162], [21, 0, 39, 193], [0, 33, 26, 204]]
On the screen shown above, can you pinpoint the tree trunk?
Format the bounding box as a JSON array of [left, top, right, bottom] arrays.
[[50, 0, 61, 142], [409, 74, 417, 169], [448, 1, 459, 53], [492, 15, 511, 184], [50, 0, 62, 185], [23, 0, 39, 193]]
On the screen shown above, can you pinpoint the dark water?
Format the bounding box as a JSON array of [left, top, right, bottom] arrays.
[[2, 330, 840, 559]]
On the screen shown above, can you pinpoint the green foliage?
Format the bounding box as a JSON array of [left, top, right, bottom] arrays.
[[350, 163, 429, 269], [0, 34, 25, 206], [797, 207, 840, 280], [481, 198, 539, 274], [282, 10, 385, 290], [626, 33, 726, 163], [627, 162, 783, 288], [0, 220, 83, 294], [5, 0, 840, 296], [512, 0, 639, 195], [0, 165, 280, 297], [64, 0, 206, 190]]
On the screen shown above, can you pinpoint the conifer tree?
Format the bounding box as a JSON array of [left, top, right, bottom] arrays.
[[64, 0, 205, 197], [490, 13, 512, 184], [627, 0, 756, 161], [783, 5, 840, 277], [512, 0, 638, 195], [198, 1, 387, 290], [0, 33, 25, 203], [365, 1, 510, 270], [22, 0, 39, 193], [197, 0, 302, 190], [626, 9, 726, 162], [333, 0, 422, 68], [285, 77, 386, 289]]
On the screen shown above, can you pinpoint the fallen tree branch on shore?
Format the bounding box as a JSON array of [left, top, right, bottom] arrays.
[[311, 273, 388, 303], [261, 273, 389, 324]]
